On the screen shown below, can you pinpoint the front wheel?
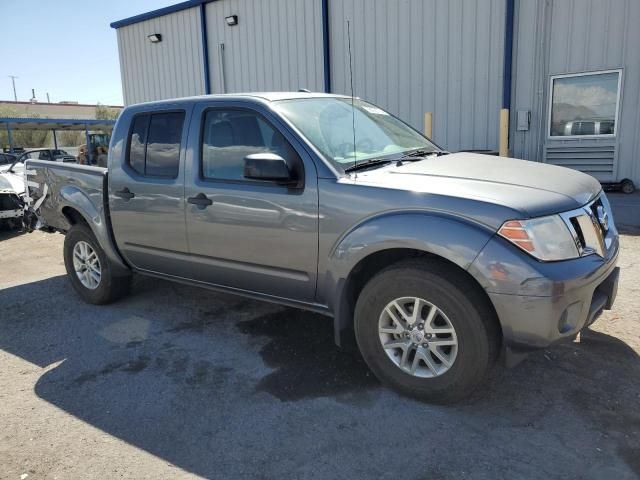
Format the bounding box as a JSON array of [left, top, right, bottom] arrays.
[[354, 259, 500, 403], [63, 224, 131, 304]]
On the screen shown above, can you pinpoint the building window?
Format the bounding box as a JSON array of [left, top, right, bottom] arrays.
[[127, 111, 185, 178], [549, 70, 621, 138]]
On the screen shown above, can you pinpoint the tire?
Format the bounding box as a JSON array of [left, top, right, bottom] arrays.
[[620, 179, 635, 194], [354, 258, 500, 403], [63, 223, 131, 305]]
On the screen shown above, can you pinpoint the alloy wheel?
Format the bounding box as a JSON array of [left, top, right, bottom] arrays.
[[72, 240, 101, 290], [378, 296, 458, 378]]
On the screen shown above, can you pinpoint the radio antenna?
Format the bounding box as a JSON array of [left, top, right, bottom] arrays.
[[347, 20, 357, 174]]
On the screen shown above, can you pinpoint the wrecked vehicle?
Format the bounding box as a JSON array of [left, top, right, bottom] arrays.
[[0, 159, 26, 229], [24, 93, 619, 403], [17, 148, 77, 163]]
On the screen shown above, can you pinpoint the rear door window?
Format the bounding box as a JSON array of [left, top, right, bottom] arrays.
[[129, 115, 148, 175], [127, 111, 184, 178]]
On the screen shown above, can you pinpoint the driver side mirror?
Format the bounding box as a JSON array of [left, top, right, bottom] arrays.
[[243, 153, 299, 187]]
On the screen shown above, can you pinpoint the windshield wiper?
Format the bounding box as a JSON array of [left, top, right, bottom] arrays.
[[400, 148, 449, 159], [344, 158, 393, 173]]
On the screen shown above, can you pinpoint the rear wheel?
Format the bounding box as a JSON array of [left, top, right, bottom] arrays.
[[64, 223, 131, 304], [354, 259, 499, 403]]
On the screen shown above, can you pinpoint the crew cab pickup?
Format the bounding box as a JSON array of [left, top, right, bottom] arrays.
[[26, 92, 620, 402]]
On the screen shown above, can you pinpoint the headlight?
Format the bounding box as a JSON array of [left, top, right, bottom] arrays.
[[498, 215, 579, 261]]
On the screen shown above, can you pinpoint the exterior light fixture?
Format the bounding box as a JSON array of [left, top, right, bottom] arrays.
[[225, 15, 238, 26], [147, 33, 162, 43]]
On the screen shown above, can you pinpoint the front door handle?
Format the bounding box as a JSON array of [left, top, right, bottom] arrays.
[[187, 193, 213, 209], [115, 187, 135, 200]]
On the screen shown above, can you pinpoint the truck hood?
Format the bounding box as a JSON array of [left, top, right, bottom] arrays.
[[352, 152, 601, 218]]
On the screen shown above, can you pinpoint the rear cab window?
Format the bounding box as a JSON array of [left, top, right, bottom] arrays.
[[126, 111, 185, 178]]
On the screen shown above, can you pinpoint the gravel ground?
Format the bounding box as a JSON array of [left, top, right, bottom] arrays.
[[0, 205, 638, 479]]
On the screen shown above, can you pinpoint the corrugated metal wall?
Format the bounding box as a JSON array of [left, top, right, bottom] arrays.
[[113, 0, 639, 185], [116, 7, 205, 105], [204, 0, 324, 94], [511, 0, 640, 185], [328, 0, 506, 152], [115, 0, 506, 150]]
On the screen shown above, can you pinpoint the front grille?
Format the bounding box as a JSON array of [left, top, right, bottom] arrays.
[[560, 194, 612, 258]]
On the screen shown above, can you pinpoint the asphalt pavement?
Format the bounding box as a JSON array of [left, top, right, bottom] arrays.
[[0, 218, 638, 479]]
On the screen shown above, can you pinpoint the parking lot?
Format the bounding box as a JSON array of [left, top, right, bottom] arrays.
[[0, 195, 638, 479]]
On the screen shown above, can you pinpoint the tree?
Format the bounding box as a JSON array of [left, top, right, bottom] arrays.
[[57, 130, 84, 147], [95, 103, 121, 120]]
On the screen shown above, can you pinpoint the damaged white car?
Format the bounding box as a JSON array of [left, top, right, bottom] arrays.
[[0, 159, 26, 229]]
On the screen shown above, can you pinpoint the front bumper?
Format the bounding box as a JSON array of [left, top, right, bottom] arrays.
[[469, 229, 619, 350]]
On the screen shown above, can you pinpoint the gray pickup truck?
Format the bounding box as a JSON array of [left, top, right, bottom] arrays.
[[25, 92, 619, 402]]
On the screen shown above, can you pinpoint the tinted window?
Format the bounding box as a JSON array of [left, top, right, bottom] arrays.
[[599, 120, 614, 135], [39, 151, 52, 160], [127, 112, 184, 178], [201, 109, 299, 181], [128, 115, 148, 175], [146, 112, 184, 177], [570, 121, 595, 136], [20, 152, 39, 161]]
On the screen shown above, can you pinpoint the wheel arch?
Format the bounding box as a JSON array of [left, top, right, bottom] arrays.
[[59, 190, 130, 276], [325, 212, 500, 349]]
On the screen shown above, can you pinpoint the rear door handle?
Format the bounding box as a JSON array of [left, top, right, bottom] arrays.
[[115, 187, 135, 200], [187, 193, 213, 209]]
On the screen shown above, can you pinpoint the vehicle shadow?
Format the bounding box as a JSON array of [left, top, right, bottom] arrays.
[[608, 192, 640, 236], [0, 227, 25, 241], [1, 274, 638, 478]]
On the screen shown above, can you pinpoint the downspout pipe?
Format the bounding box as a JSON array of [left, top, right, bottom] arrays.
[[200, 3, 212, 95], [502, 0, 515, 109], [321, 0, 331, 93]]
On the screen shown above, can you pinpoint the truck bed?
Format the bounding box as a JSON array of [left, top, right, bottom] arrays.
[[25, 160, 107, 232]]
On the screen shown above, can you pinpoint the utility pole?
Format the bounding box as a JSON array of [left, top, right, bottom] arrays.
[[46, 92, 50, 103], [8, 75, 18, 101]]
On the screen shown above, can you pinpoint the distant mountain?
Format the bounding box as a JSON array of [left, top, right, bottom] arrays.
[[551, 103, 599, 123]]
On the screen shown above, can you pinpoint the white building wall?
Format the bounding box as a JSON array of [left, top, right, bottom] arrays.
[[116, 7, 205, 105], [204, 0, 325, 94], [114, 0, 505, 153], [328, 0, 506, 152], [113, 0, 639, 186], [511, 0, 640, 185]]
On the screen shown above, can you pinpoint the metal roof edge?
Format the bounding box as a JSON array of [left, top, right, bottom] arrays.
[[110, 0, 213, 29], [0, 100, 123, 108], [0, 117, 117, 125]]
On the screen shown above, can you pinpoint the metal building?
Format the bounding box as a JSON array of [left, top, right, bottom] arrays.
[[112, 0, 640, 189]]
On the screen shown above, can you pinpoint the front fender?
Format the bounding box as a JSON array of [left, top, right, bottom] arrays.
[[323, 212, 495, 346]]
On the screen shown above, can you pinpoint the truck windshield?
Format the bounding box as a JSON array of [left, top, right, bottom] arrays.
[[274, 97, 438, 171]]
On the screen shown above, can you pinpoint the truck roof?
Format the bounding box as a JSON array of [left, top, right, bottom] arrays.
[[128, 91, 352, 109]]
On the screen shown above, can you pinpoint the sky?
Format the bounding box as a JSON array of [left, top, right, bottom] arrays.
[[0, 0, 178, 106]]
